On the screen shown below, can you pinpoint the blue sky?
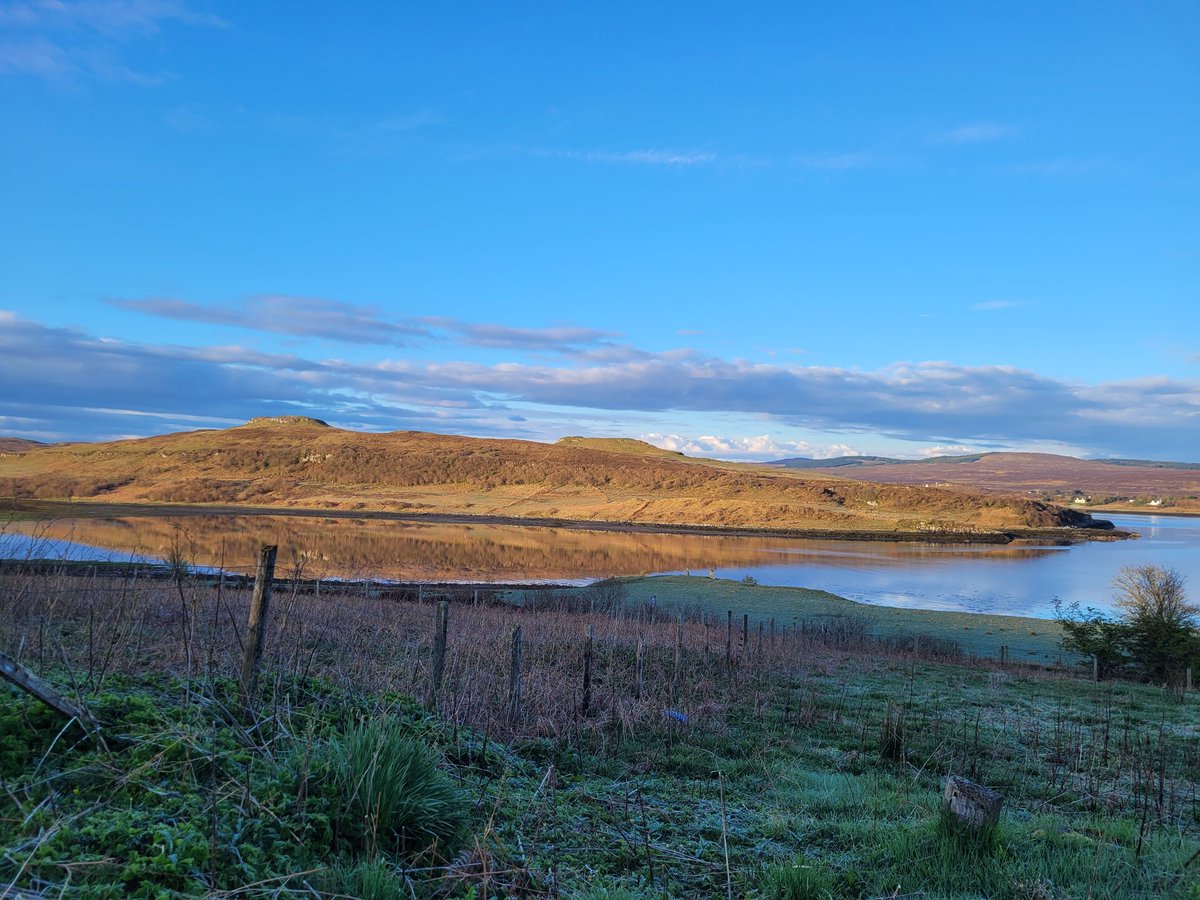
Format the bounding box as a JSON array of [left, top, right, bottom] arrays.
[[1, 1, 1197, 460]]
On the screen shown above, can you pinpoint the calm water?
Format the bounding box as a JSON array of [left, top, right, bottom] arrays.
[[2, 512, 1196, 618]]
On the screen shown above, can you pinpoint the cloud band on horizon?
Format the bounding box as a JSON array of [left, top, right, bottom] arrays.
[[3, 309, 1197, 460]]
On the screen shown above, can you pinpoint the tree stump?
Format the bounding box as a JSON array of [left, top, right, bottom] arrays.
[[944, 776, 1003, 831]]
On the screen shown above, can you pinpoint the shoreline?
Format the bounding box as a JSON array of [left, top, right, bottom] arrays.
[[0, 497, 1132, 545], [1084, 506, 1200, 519], [0, 560, 1064, 628]]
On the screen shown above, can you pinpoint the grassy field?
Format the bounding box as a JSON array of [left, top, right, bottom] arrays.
[[1, 566, 1197, 897], [604, 575, 1067, 663]]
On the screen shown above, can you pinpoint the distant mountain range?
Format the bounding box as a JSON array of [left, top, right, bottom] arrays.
[[768, 455, 914, 468], [767, 452, 1200, 471], [0, 419, 1110, 536], [764, 452, 1200, 509]]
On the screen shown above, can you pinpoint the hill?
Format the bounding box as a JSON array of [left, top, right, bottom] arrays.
[[0, 420, 1114, 535], [0, 438, 47, 454], [771, 451, 1200, 511], [555, 435, 688, 458], [768, 455, 905, 469], [1098, 457, 1200, 471]]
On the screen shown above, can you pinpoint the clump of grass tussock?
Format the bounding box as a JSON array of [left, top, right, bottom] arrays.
[[316, 859, 407, 900], [317, 719, 468, 859], [760, 856, 840, 899]]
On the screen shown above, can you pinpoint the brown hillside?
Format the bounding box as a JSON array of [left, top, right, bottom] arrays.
[[0, 421, 1109, 534], [0, 438, 47, 454], [825, 452, 1200, 507], [555, 436, 689, 459]]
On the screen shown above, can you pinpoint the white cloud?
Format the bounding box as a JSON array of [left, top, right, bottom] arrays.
[[642, 432, 860, 461], [110, 295, 432, 345], [113, 295, 625, 355], [0, 0, 223, 84], [935, 122, 1019, 144], [266, 110, 441, 157], [523, 147, 718, 167], [419, 317, 621, 351], [162, 105, 215, 133], [0, 1, 225, 36], [3, 311, 1199, 459], [918, 444, 981, 458], [583, 148, 716, 166], [0, 35, 72, 77], [792, 150, 878, 171]]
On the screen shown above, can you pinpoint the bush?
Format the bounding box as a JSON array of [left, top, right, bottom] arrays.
[[1052, 598, 1129, 680], [1054, 566, 1200, 683], [318, 720, 468, 859], [583, 577, 629, 613], [1112, 565, 1199, 682]]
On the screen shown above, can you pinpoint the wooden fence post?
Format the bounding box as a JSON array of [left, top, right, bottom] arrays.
[[742, 613, 748, 649], [426, 600, 449, 709], [238, 544, 277, 719], [1187, 667, 1193, 693], [770, 617, 775, 647], [635, 636, 645, 700], [673, 614, 684, 695], [725, 610, 733, 669], [507, 625, 523, 726], [1092, 655, 1099, 683], [757, 621, 764, 654], [582, 624, 594, 716]]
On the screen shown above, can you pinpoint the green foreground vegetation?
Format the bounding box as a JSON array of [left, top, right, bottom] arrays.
[[613, 575, 1067, 663], [1, 574, 1198, 897]]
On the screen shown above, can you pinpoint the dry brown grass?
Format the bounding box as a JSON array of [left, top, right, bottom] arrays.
[[0, 564, 985, 744], [0, 420, 1100, 533]]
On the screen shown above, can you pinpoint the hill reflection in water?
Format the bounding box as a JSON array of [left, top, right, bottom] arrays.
[[6, 514, 1063, 582]]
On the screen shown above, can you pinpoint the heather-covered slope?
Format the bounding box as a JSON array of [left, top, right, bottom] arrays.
[[769, 451, 1200, 509], [0, 438, 47, 454], [0, 418, 1107, 534]]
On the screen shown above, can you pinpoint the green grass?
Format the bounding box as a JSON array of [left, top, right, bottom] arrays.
[[2, 598, 1197, 898], [318, 718, 469, 858], [606, 574, 1066, 663], [3, 663, 1197, 897]]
